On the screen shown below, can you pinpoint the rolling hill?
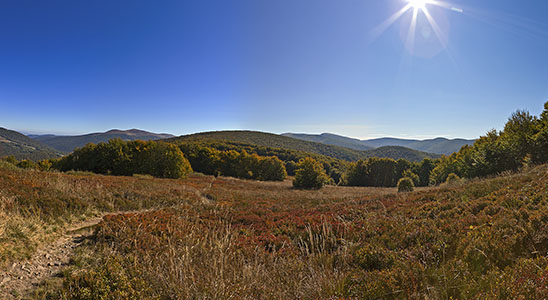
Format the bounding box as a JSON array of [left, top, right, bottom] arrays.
[[32, 129, 175, 153], [0, 127, 61, 160], [168, 130, 439, 162], [283, 132, 475, 155], [282, 133, 374, 151]]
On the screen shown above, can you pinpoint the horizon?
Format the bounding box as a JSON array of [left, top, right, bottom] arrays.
[[15, 127, 477, 141], [1, 0, 547, 139]]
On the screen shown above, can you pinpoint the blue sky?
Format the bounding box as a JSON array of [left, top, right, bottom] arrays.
[[1, 0, 547, 139]]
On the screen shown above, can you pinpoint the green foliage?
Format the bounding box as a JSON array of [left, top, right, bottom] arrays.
[[345, 157, 433, 188], [178, 144, 286, 181], [0, 127, 60, 160], [402, 169, 419, 186], [417, 158, 436, 186], [3, 155, 18, 165], [445, 173, 461, 185], [293, 157, 329, 189], [354, 244, 395, 271], [46, 256, 157, 299], [345, 158, 399, 187], [397, 177, 414, 192], [178, 141, 339, 181], [53, 139, 192, 179], [429, 102, 548, 185], [168, 130, 440, 163], [17, 159, 38, 169]]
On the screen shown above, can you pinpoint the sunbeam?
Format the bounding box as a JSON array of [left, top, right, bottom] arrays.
[[371, 0, 464, 57]]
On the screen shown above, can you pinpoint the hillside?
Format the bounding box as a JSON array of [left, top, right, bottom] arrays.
[[362, 137, 475, 155], [32, 129, 175, 153], [0, 128, 61, 160], [168, 130, 439, 162], [282, 133, 373, 151], [283, 132, 475, 155], [3, 161, 548, 298]]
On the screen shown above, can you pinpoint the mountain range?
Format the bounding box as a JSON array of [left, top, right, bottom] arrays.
[[282, 133, 475, 155], [168, 130, 440, 162], [1, 127, 472, 162], [0, 128, 61, 160], [31, 129, 174, 153]]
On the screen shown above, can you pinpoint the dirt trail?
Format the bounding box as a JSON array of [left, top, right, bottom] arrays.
[[0, 178, 217, 299], [0, 217, 102, 299]]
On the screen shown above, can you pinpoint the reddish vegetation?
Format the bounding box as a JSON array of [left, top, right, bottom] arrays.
[[3, 164, 548, 298]]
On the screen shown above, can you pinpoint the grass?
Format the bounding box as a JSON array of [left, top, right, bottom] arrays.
[[0, 164, 207, 267], [3, 163, 548, 298]]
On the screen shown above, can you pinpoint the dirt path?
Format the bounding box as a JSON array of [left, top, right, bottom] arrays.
[[0, 179, 217, 299], [0, 217, 103, 299]]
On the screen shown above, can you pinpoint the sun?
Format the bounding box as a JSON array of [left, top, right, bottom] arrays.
[[407, 0, 431, 10]]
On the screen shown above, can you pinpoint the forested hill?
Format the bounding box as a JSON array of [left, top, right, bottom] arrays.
[[32, 129, 175, 153], [283, 133, 475, 155], [0, 128, 61, 160], [167, 130, 440, 162]]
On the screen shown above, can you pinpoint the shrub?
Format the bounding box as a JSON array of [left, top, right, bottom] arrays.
[[293, 157, 329, 189], [16, 159, 38, 169], [397, 177, 414, 192], [354, 244, 395, 271], [445, 173, 461, 185]]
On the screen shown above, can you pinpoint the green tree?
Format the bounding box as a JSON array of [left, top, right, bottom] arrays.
[[533, 101, 548, 163], [293, 157, 329, 189], [255, 156, 287, 181], [402, 169, 420, 186], [417, 158, 435, 186]]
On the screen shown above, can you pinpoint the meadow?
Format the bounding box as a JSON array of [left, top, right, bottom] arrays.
[[1, 161, 546, 299]]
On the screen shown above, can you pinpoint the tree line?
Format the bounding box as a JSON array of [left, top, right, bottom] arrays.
[[341, 157, 435, 188], [3, 102, 546, 189], [53, 139, 192, 179], [429, 101, 548, 184], [179, 143, 286, 181]]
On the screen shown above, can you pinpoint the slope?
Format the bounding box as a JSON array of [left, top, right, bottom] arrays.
[[284, 132, 475, 155], [32, 129, 175, 153], [168, 130, 439, 162], [0, 127, 61, 160], [282, 133, 373, 151]]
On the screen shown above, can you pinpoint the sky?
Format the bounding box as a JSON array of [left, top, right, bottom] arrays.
[[1, 0, 547, 139]]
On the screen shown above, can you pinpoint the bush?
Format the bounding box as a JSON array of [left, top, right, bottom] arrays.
[[293, 157, 329, 189], [354, 244, 395, 271], [397, 177, 414, 192], [445, 173, 461, 185], [16, 160, 38, 169]]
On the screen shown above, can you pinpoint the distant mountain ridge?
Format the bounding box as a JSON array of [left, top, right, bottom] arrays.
[[168, 130, 440, 162], [32, 129, 174, 153], [0, 128, 61, 160], [283, 133, 475, 155]]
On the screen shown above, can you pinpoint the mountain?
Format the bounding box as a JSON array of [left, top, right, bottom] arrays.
[[168, 130, 439, 162], [32, 129, 175, 153], [282, 133, 475, 155], [0, 128, 61, 160], [282, 133, 373, 151]]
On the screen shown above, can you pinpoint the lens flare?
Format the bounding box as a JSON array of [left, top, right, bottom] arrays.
[[407, 0, 431, 10]]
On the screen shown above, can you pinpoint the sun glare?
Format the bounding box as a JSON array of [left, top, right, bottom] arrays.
[[407, 0, 430, 10]]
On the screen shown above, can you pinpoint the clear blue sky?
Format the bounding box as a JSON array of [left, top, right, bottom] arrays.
[[1, 0, 547, 139]]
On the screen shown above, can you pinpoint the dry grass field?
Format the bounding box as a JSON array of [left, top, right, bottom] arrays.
[[2, 162, 548, 299]]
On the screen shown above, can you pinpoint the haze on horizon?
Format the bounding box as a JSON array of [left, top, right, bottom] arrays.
[[1, 0, 547, 140]]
